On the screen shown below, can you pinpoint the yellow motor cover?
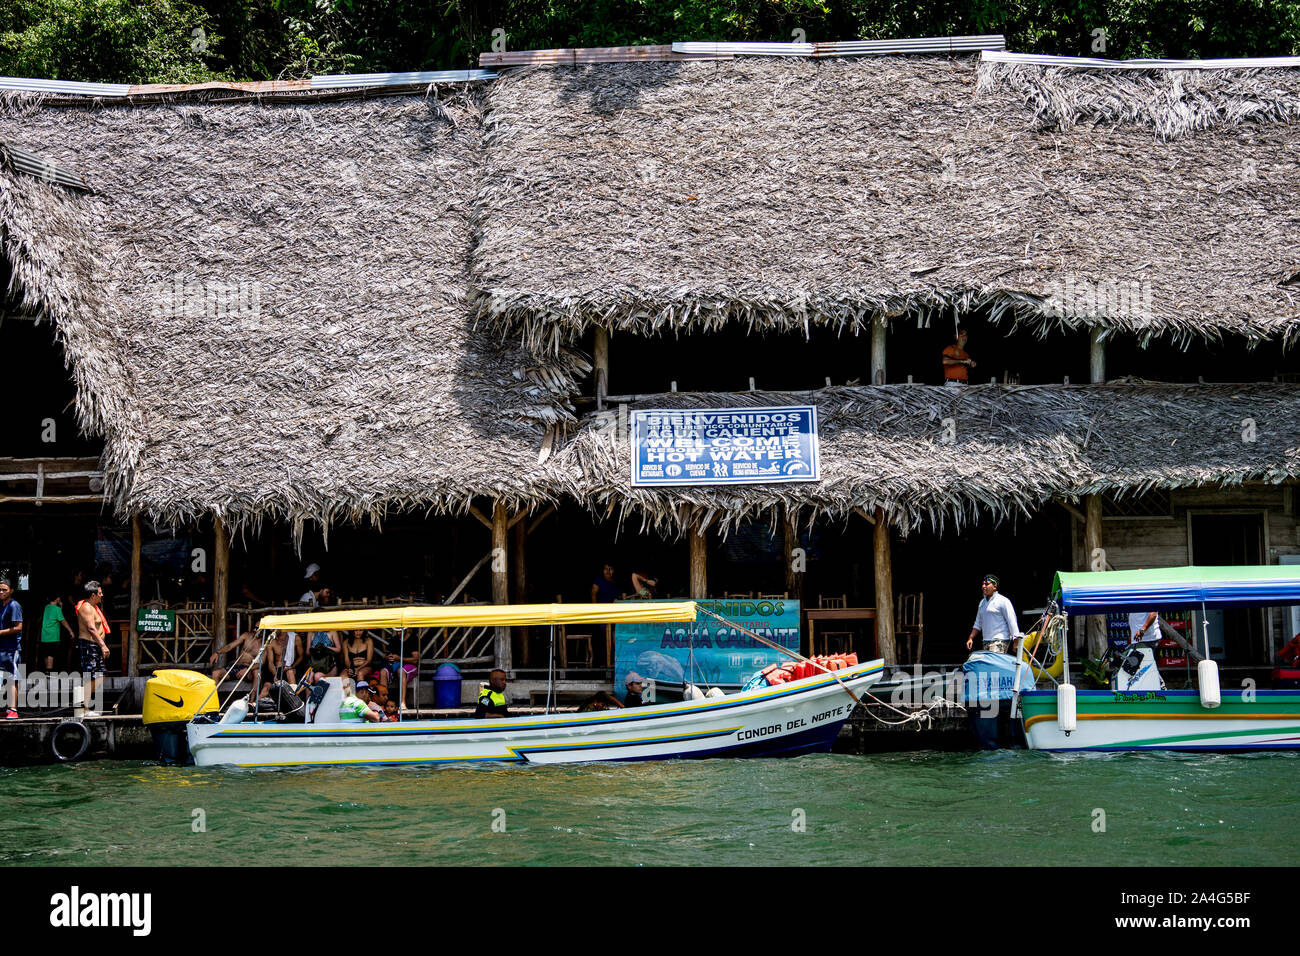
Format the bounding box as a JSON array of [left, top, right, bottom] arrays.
[[142, 669, 220, 725]]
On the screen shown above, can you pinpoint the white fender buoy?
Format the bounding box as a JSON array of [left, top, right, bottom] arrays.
[[221, 699, 250, 724], [1057, 683, 1077, 733], [683, 684, 706, 701], [1198, 659, 1221, 709], [704, 687, 725, 698]]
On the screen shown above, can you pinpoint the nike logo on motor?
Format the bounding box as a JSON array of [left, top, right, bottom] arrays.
[[153, 693, 184, 708]]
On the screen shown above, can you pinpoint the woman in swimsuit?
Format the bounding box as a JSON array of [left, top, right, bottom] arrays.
[[341, 629, 374, 682]]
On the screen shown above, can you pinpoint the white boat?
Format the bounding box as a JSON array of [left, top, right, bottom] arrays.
[[1017, 566, 1300, 751], [179, 601, 884, 768]]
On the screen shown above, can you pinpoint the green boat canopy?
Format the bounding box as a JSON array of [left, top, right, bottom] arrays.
[[1052, 566, 1300, 613]]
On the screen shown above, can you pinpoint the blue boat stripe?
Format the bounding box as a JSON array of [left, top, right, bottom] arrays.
[[207, 662, 884, 740]]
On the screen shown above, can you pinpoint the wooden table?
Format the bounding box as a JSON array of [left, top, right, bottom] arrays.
[[804, 607, 877, 658]]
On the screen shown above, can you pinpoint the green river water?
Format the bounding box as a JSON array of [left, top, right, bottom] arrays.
[[3, 751, 1295, 867]]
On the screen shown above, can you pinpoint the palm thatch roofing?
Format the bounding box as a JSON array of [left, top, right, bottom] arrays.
[[0, 87, 579, 532], [4, 54, 1300, 534], [550, 383, 1300, 534], [473, 56, 1300, 353]]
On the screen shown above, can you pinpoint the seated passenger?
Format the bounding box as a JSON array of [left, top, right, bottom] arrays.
[[383, 699, 400, 722], [308, 630, 342, 678], [474, 669, 510, 719], [339, 677, 380, 722], [577, 690, 625, 713], [355, 680, 384, 719]]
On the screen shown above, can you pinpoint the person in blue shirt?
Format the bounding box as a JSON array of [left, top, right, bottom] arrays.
[[0, 579, 24, 719], [591, 563, 621, 603]]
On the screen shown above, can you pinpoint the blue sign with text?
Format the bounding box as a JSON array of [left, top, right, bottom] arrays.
[[630, 406, 820, 486], [615, 598, 801, 689]]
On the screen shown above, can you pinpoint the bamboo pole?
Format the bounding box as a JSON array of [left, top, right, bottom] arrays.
[[128, 514, 142, 677], [594, 327, 609, 411], [871, 321, 887, 385], [689, 518, 708, 599], [214, 516, 230, 653], [492, 501, 511, 671], [513, 517, 528, 666], [1090, 326, 1105, 384], [1084, 493, 1107, 658], [873, 508, 897, 665]]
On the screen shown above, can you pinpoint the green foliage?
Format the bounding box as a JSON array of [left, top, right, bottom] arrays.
[[2, 0, 1298, 83], [0, 0, 225, 83]]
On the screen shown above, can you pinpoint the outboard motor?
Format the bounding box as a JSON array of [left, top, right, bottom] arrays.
[[961, 650, 1035, 749], [143, 669, 220, 765]]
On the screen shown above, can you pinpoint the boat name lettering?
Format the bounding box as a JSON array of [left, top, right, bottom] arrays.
[[737, 724, 783, 741], [810, 706, 847, 724], [1112, 691, 1167, 702]]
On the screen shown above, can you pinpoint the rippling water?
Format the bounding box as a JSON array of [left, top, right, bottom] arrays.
[[3, 751, 1296, 866]]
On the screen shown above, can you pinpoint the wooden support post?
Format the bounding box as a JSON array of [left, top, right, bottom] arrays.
[[689, 519, 708, 600], [594, 327, 609, 411], [1089, 327, 1105, 384], [128, 514, 142, 677], [213, 516, 230, 651], [873, 508, 897, 665], [783, 506, 801, 603], [871, 321, 886, 385], [491, 501, 512, 671], [1084, 493, 1106, 658], [513, 517, 528, 666]]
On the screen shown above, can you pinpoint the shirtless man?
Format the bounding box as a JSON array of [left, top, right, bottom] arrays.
[[265, 630, 297, 683], [210, 630, 261, 684], [75, 581, 111, 716]]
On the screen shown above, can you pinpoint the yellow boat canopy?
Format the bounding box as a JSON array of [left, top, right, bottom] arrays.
[[256, 601, 698, 632]]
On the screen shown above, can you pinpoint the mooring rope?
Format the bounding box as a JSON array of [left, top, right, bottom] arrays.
[[694, 605, 864, 706]]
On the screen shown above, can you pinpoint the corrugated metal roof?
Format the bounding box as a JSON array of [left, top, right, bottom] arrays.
[[0, 76, 130, 96], [308, 70, 496, 89], [0, 70, 496, 98], [673, 35, 1006, 57], [982, 51, 1300, 70], [0, 142, 91, 193]]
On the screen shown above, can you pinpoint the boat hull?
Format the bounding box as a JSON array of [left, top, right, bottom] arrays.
[[187, 660, 884, 767], [1020, 688, 1300, 751]]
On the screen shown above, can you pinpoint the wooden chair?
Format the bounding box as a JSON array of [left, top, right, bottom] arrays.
[[757, 592, 788, 600], [554, 593, 594, 668], [815, 594, 853, 656], [723, 591, 754, 599], [895, 592, 925, 664]]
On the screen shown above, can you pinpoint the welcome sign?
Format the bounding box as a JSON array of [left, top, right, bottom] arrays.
[[614, 598, 801, 689], [630, 406, 820, 486]]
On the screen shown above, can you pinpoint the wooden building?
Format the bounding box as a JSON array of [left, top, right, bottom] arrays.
[[2, 43, 1299, 687]]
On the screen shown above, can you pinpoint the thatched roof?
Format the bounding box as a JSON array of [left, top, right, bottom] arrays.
[[473, 56, 1300, 353], [0, 88, 580, 532], [549, 383, 1300, 534]]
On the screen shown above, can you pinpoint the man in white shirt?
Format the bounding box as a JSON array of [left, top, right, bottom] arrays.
[[965, 574, 1020, 654], [1129, 610, 1160, 644]]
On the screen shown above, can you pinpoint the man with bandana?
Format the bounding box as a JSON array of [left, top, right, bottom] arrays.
[[965, 574, 1020, 655]]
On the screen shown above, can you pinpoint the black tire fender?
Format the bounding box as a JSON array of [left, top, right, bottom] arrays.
[[49, 719, 92, 763]]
